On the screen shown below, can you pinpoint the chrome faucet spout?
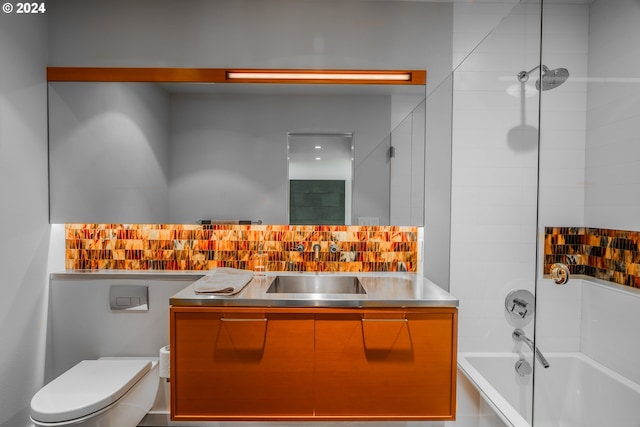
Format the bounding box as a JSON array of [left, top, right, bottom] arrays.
[[312, 243, 321, 262], [513, 329, 550, 368]]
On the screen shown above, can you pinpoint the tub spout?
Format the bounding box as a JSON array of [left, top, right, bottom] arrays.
[[513, 329, 550, 368]]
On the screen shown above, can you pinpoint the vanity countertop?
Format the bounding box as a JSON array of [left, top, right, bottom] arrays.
[[49, 270, 457, 308], [170, 272, 458, 308]]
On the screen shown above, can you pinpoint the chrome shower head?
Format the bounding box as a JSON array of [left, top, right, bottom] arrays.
[[537, 66, 569, 91], [517, 65, 570, 91]]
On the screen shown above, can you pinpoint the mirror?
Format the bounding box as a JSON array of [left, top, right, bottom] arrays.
[[48, 75, 426, 225], [288, 132, 354, 225]]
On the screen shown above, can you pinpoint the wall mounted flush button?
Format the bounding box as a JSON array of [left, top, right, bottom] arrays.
[[109, 285, 149, 312]]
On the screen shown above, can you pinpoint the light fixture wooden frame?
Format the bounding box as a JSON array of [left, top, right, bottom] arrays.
[[47, 67, 426, 85]]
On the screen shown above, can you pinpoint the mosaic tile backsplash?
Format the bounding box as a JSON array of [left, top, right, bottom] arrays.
[[65, 224, 419, 273], [545, 227, 640, 289]]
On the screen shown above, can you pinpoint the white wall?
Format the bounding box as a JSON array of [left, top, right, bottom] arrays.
[[424, 76, 453, 289], [449, 0, 590, 354], [449, 1, 640, 423], [581, 280, 640, 385], [537, 0, 640, 355], [450, 2, 543, 352], [0, 11, 49, 427], [584, 0, 640, 229], [391, 101, 426, 226], [48, 0, 454, 93], [525, 0, 640, 400], [455, 0, 640, 360], [564, 0, 640, 385], [49, 82, 171, 223], [535, 3, 589, 353], [47, 277, 199, 378]]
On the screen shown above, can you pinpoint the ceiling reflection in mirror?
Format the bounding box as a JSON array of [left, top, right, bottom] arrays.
[[48, 78, 426, 225]]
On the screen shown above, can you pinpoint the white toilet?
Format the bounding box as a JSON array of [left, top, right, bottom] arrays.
[[30, 357, 159, 427]]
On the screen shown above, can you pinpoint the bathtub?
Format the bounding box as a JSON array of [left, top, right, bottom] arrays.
[[458, 352, 640, 427]]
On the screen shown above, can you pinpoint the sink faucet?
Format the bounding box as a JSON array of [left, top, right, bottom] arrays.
[[513, 329, 549, 368], [312, 243, 321, 262]]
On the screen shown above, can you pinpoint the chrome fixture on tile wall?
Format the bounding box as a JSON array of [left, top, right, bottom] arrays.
[[505, 289, 535, 321], [550, 262, 570, 285], [517, 64, 570, 91]]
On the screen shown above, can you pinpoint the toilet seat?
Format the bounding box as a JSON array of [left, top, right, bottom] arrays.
[[30, 359, 152, 424]]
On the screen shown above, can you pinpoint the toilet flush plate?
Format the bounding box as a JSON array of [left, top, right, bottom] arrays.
[[109, 285, 149, 311]]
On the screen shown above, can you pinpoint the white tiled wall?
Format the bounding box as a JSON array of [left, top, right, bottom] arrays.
[[584, 0, 640, 229], [450, 2, 544, 352], [451, 2, 521, 70], [581, 280, 640, 385], [576, 0, 640, 385], [451, 0, 591, 354], [533, 279, 583, 351], [537, 0, 640, 355], [535, 3, 589, 353], [537, 3, 589, 228]]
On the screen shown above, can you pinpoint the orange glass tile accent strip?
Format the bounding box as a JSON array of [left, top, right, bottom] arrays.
[[65, 224, 419, 273], [545, 227, 640, 289]]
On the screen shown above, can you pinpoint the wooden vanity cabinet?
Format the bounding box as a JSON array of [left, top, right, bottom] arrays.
[[170, 306, 457, 422], [315, 308, 457, 419], [170, 307, 315, 420]]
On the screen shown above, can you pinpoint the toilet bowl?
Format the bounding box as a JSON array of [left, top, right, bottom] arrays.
[[30, 358, 159, 427]]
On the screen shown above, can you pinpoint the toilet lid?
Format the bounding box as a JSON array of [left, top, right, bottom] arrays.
[[30, 359, 151, 424]]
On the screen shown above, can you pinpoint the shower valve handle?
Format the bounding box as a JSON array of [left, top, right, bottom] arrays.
[[511, 298, 529, 318], [550, 263, 570, 285]]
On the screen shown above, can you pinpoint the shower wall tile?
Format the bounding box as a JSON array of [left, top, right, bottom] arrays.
[[581, 279, 640, 386], [585, 0, 640, 230], [65, 224, 419, 273], [451, 1, 544, 353], [544, 227, 640, 289]]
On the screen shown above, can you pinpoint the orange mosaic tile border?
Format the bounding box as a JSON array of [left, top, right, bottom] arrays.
[[544, 227, 640, 288], [65, 224, 419, 273]]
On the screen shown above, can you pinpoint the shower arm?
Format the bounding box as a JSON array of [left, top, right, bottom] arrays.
[[517, 65, 548, 83], [516, 64, 542, 123]]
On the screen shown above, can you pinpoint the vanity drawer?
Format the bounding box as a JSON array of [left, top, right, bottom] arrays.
[[170, 306, 457, 421]]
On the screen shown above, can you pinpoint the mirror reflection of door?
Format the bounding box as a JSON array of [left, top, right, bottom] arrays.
[[287, 132, 354, 225]]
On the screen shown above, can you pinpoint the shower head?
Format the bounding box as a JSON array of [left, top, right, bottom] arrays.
[[517, 65, 570, 91], [537, 66, 570, 91]]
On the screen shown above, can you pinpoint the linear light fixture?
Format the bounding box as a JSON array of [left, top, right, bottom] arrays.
[[234, 72, 408, 81], [228, 71, 409, 81], [226, 69, 424, 85]]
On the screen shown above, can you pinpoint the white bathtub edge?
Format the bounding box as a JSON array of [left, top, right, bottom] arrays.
[[458, 351, 640, 427], [458, 352, 531, 427]]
